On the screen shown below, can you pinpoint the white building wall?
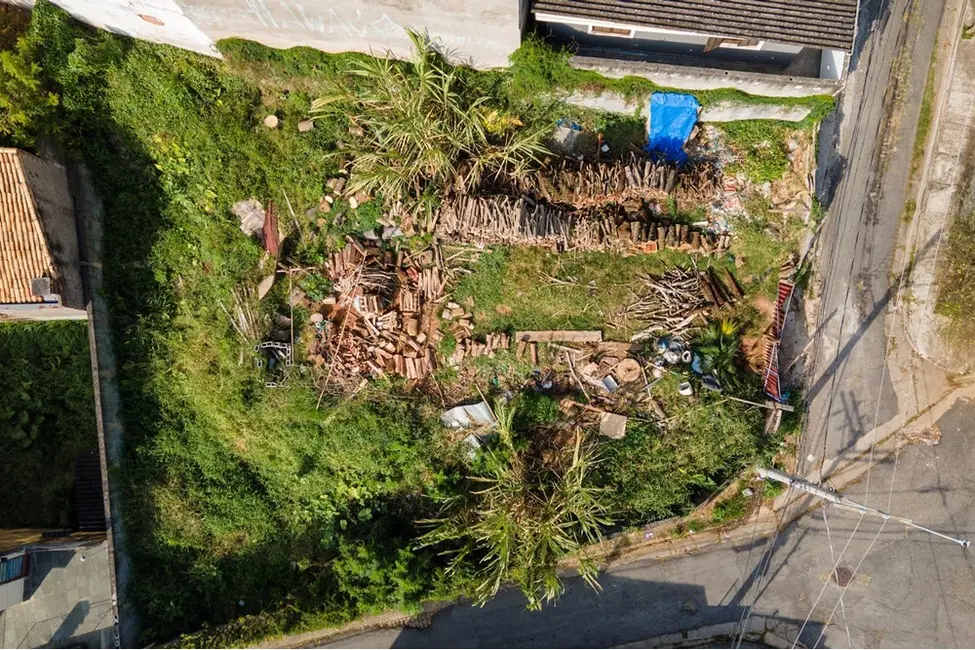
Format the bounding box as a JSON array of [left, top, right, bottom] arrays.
[[820, 48, 847, 80]]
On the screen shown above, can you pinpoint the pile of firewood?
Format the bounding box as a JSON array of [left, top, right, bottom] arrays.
[[622, 266, 744, 341], [436, 196, 730, 254], [309, 239, 446, 384], [480, 153, 720, 208]]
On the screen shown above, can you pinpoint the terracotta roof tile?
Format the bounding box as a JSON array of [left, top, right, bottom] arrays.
[[0, 148, 56, 304]]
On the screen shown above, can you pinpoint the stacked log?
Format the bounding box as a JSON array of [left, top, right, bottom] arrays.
[[435, 195, 730, 254]]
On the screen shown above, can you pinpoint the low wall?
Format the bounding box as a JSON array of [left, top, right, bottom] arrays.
[[571, 56, 841, 99], [565, 91, 814, 123]]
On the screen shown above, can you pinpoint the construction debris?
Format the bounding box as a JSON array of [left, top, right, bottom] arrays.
[[307, 239, 446, 385], [516, 330, 603, 343], [233, 198, 265, 236], [622, 267, 743, 341], [599, 412, 628, 439], [440, 401, 496, 428]]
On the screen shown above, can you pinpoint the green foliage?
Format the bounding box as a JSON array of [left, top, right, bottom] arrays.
[[297, 272, 332, 302], [453, 246, 687, 338], [936, 208, 975, 346], [720, 121, 792, 183], [312, 30, 548, 200], [506, 34, 572, 103], [0, 321, 97, 527], [711, 488, 749, 523], [0, 36, 58, 145], [601, 383, 764, 522], [693, 319, 744, 390], [419, 403, 611, 610]]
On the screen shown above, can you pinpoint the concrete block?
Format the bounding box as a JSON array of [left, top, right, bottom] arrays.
[[764, 631, 794, 648]]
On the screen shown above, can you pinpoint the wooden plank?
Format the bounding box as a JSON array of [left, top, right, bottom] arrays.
[[515, 330, 602, 343]]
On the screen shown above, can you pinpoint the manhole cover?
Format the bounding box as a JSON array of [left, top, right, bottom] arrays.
[[833, 567, 854, 587]]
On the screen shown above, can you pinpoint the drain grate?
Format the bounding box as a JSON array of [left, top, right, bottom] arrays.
[[833, 566, 854, 587]]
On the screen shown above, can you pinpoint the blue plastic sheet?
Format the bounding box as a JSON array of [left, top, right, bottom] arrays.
[[646, 92, 700, 164]]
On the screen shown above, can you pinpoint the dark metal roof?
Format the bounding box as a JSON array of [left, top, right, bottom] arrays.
[[532, 0, 858, 52]]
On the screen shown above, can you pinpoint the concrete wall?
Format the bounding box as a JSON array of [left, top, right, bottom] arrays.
[[17, 151, 85, 310], [7, 0, 521, 67], [820, 49, 847, 80], [179, 0, 521, 67], [571, 55, 841, 98]]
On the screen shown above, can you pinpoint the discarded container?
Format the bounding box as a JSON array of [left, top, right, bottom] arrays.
[[440, 401, 496, 429]]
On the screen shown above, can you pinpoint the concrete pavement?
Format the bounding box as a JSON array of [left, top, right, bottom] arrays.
[[802, 0, 947, 484]]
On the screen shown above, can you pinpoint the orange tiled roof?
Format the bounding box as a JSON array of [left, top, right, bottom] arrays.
[[0, 148, 57, 304]]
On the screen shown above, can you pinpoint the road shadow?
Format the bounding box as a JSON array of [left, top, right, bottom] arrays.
[[804, 232, 938, 409], [375, 569, 824, 648]]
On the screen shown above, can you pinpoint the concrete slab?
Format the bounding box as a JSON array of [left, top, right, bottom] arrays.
[[0, 542, 113, 649]]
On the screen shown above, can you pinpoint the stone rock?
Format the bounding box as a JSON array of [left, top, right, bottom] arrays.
[[257, 273, 276, 299]]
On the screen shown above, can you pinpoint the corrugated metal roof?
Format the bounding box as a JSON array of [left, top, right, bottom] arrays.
[[533, 0, 859, 52], [0, 148, 57, 305]]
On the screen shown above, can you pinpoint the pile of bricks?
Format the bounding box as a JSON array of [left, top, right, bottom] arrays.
[[309, 239, 446, 383]]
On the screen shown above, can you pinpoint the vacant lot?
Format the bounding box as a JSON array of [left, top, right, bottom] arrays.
[[2, 3, 813, 645]]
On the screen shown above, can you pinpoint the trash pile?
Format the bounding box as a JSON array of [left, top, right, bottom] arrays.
[[306, 239, 447, 384], [620, 266, 743, 341]]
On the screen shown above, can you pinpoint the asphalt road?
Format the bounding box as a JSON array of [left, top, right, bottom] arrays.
[[323, 397, 975, 648], [803, 0, 946, 483]]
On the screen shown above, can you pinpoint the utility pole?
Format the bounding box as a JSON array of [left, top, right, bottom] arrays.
[[757, 467, 971, 547]]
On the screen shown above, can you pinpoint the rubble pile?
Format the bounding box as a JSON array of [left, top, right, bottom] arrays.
[[308, 239, 447, 383]]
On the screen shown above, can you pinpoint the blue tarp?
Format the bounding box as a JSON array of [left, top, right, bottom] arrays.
[[646, 92, 700, 164]]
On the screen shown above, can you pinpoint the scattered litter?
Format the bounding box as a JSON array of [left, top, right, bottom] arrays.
[[614, 358, 642, 383], [233, 198, 265, 236], [257, 273, 275, 299], [441, 401, 496, 428], [599, 411, 628, 439]]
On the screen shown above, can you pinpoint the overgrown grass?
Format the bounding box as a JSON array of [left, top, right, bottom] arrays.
[[600, 374, 769, 522], [720, 120, 795, 184], [452, 247, 693, 338], [910, 47, 938, 184], [4, 6, 791, 643], [936, 208, 975, 345], [0, 321, 97, 528]]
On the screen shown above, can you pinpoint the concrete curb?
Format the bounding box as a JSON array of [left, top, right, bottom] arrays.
[[902, 0, 975, 373], [616, 614, 808, 649]]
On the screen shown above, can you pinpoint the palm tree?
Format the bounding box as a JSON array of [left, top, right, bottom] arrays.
[[418, 402, 611, 610], [311, 30, 548, 201], [693, 319, 743, 390]]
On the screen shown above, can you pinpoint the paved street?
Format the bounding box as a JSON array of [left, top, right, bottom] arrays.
[[803, 0, 947, 483]]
